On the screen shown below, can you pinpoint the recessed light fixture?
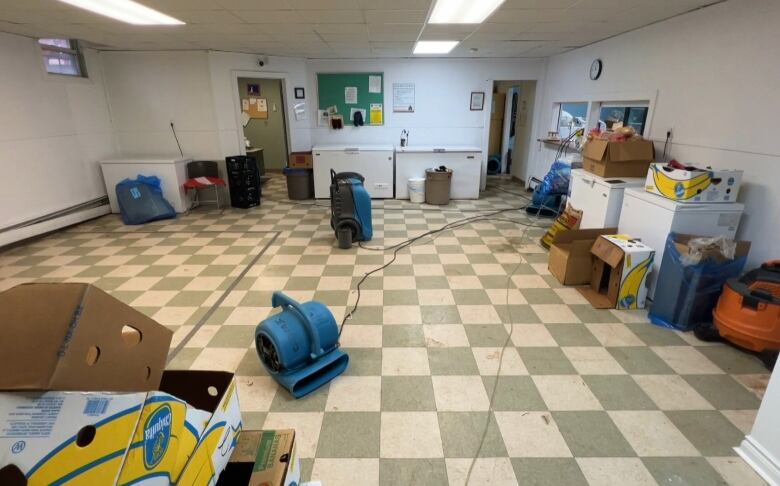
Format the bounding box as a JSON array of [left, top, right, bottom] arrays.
[[429, 0, 506, 24], [413, 40, 459, 55], [57, 0, 185, 25]]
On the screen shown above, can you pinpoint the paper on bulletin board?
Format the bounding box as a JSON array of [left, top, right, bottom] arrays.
[[318, 110, 330, 127], [369, 103, 383, 125], [243, 97, 268, 119], [368, 75, 382, 94], [345, 86, 358, 104], [393, 83, 415, 112]]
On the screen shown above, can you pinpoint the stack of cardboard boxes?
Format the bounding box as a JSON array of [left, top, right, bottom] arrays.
[[0, 283, 298, 486], [550, 134, 746, 313]]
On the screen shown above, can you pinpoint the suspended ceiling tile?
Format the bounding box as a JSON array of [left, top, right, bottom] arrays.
[[319, 32, 370, 42], [489, 8, 569, 23], [296, 9, 365, 23], [231, 10, 303, 23], [503, 0, 579, 7], [358, 0, 431, 9], [289, 0, 359, 10], [167, 10, 243, 24], [363, 9, 427, 23], [313, 23, 368, 34], [216, 0, 292, 9]]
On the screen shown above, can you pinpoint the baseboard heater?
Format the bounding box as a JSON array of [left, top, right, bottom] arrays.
[[0, 197, 111, 249]]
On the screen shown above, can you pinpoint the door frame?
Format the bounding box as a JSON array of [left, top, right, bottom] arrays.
[[230, 70, 292, 164]]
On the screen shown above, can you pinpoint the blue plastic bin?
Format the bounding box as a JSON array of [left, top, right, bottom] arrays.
[[649, 233, 749, 331]]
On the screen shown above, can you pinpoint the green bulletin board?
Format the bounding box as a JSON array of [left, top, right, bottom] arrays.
[[317, 72, 384, 126]]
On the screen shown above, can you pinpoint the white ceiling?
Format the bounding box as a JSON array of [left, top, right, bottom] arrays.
[[0, 0, 723, 58]]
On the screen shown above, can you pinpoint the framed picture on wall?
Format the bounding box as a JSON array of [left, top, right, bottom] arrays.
[[295, 87, 305, 99], [247, 83, 260, 95], [470, 91, 485, 111]]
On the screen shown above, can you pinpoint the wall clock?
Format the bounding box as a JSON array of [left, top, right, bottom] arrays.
[[590, 59, 603, 80]]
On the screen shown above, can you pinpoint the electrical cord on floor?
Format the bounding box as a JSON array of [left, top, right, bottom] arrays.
[[338, 207, 545, 338], [463, 200, 548, 485]]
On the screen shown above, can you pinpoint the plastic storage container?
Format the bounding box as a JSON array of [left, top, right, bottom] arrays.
[[425, 168, 453, 205], [284, 167, 314, 200], [408, 177, 425, 203], [649, 233, 749, 331]]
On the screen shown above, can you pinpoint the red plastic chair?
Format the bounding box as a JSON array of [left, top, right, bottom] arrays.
[[183, 161, 226, 209]]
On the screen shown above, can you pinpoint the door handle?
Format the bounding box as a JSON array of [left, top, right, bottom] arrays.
[[466, 156, 475, 159]]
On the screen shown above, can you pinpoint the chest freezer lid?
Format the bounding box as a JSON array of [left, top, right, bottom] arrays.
[[396, 145, 481, 153], [312, 144, 394, 152], [624, 188, 745, 212], [571, 169, 645, 190]]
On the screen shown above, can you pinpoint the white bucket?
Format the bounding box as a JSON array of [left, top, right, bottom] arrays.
[[408, 177, 425, 203]]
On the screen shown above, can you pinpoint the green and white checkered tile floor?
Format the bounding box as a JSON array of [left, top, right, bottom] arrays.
[[0, 175, 769, 485]]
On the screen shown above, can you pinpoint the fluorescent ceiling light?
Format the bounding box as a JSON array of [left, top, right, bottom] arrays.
[[429, 0, 506, 24], [58, 0, 185, 25], [413, 41, 459, 55]]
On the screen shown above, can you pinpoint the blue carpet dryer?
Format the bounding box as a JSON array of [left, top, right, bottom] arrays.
[[255, 291, 349, 398]]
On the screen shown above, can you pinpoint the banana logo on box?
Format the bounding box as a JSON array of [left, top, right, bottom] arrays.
[[143, 404, 172, 469], [618, 254, 654, 310], [649, 165, 711, 200]]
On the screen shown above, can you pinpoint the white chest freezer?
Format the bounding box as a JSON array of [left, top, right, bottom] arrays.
[[618, 188, 744, 300], [395, 146, 482, 200], [569, 169, 646, 229], [100, 157, 192, 213], [313, 145, 394, 199]]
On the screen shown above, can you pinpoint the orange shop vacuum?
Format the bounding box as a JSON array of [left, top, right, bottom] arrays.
[[712, 261, 780, 353]]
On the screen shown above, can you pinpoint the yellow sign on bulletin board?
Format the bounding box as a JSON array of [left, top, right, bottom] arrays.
[[242, 97, 268, 119], [369, 103, 383, 125]]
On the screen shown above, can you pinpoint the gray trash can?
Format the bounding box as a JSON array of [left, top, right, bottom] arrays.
[[283, 167, 314, 200], [425, 168, 453, 205]]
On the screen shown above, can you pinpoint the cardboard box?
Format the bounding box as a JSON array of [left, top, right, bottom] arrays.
[[491, 93, 506, 121], [0, 283, 172, 392], [578, 235, 655, 310], [488, 119, 503, 155], [218, 430, 300, 486], [289, 152, 313, 169], [645, 163, 743, 203], [0, 283, 242, 486], [582, 138, 655, 178], [549, 227, 617, 285]]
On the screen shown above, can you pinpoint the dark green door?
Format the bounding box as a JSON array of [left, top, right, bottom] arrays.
[[238, 77, 288, 170]]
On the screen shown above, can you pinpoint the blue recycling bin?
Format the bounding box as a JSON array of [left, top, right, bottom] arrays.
[[649, 233, 748, 331]]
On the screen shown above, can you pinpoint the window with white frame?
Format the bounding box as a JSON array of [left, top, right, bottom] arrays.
[[38, 38, 87, 77], [554, 102, 588, 138], [597, 103, 649, 135]]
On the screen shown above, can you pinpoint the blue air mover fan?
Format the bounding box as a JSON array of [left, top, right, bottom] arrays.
[[255, 292, 348, 399]]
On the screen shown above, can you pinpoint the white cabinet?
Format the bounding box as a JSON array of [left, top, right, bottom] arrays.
[[395, 146, 481, 199], [313, 145, 394, 199], [569, 169, 645, 229], [100, 157, 192, 213], [618, 188, 744, 300]]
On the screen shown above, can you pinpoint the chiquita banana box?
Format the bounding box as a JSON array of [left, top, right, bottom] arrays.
[[0, 373, 241, 486], [645, 163, 743, 203], [601, 235, 655, 310]]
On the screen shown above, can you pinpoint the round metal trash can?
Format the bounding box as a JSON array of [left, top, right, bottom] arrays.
[[283, 168, 314, 200], [425, 168, 453, 205]]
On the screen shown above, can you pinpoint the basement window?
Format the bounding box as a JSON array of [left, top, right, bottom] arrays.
[[39, 38, 87, 77], [598, 104, 648, 134], [555, 102, 588, 138]]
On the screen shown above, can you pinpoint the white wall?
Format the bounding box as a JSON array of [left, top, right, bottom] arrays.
[[306, 58, 544, 150], [532, 0, 780, 267], [0, 32, 115, 230], [101, 51, 222, 160], [738, 367, 780, 484]]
